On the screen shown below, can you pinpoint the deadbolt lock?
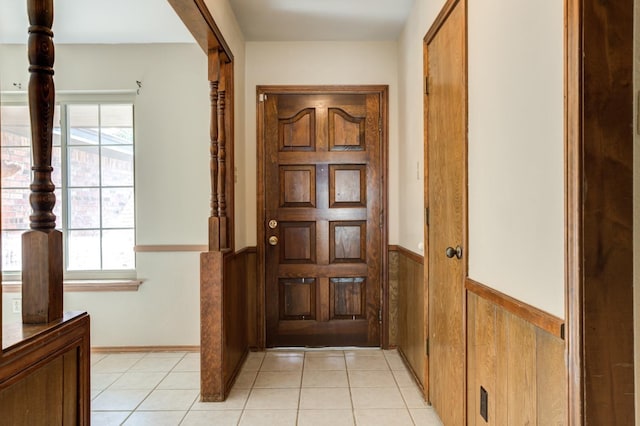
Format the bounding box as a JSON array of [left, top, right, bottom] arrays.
[[268, 236, 279, 246], [268, 219, 278, 229]]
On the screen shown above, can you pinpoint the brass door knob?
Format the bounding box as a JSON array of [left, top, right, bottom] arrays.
[[268, 219, 278, 229], [268, 236, 279, 246]]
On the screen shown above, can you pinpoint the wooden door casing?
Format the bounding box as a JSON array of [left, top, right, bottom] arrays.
[[424, 1, 467, 424], [258, 87, 387, 348]]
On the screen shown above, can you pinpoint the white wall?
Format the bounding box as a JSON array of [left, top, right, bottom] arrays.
[[467, 0, 564, 318], [243, 41, 399, 246], [1, 43, 210, 346], [398, 0, 565, 318], [397, 0, 446, 254]]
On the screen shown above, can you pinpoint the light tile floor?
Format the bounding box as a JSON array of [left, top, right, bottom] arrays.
[[91, 349, 443, 426]]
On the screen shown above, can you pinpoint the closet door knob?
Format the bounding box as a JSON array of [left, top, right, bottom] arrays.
[[445, 246, 462, 259]]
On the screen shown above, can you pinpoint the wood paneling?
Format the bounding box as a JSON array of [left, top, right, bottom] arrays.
[[279, 278, 316, 320], [393, 246, 425, 390], [200, 247, 256, 401], [328, 108, 365, 151], [330, 165, 366, 208], [467, 292, 566, 426], [466, 278, 564, 339], [0, 312, 91, 425], [279, 108, 315, 151], [280, 166, 316, 207]]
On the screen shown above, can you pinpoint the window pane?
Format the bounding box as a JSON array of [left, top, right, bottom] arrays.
[[54, 188, 62, 228], [1, 106, 31, 146], [1, 102, 136, 274], [1, 147, 31, 188], [102, 188, 134, 228], [69, 105, 99, 145], [101, 146, 133, 186], [69, 188, 100, 228], [68, 146, 99, 187], [68, 230, 100, 270], [52, 146, 62, 187], [53, 105, 61, 147], [101, 104, 133, 145], [102, 229, 135, 270], [2, 230, 24, 271], [2, 189, 31, 230]]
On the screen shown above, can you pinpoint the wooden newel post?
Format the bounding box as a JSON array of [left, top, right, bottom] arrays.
[[22, 0, 63, 324], [216, 82, 227, 249], [207, 49, 229, 251]]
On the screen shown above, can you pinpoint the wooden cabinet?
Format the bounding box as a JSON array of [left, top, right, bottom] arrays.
[[0, 312, 91, 425]]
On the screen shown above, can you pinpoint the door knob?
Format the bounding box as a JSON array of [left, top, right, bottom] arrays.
[[268, 219, 278, 229], [268, 236, 279, 246], [445, 245, 462, 259]]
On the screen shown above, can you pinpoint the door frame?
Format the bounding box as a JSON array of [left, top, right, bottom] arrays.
[[565, 0, 635, 423], [422, 0, 468, 415], [255, 85, 390, 349]]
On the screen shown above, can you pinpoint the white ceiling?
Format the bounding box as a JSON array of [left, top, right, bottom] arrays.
[[228, 0, 414, 41], [0, 0, 414, 44], [0, 0, 194, 44]]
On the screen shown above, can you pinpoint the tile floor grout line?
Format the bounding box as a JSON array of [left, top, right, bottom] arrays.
[[91, 348, 442, 426], [177, 351, 202, 426], [295, 352, 307, 425], [345, 352, 358, 426], [119, 352, 187, 425], [237, 352, 264, 425]]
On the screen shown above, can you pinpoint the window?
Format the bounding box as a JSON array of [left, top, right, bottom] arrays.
[[1, 101, 135, 277]]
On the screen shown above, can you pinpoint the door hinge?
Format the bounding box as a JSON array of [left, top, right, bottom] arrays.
[[378, 308, 382, 323], [425, 207, 429, 226], [378, 118, 382, 133], [426, 338, 429, 356], [425, 76, 429, 95]]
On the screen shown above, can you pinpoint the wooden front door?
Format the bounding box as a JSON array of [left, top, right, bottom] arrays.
[[424, 1, 467, 424], [260, 88, 385, 347]]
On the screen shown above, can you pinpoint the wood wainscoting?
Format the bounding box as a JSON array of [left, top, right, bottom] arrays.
[[389, 245, 425, 390], [200, 247, 257, 401], [466, 279, 566, 425], [0, 312, 91, 424]]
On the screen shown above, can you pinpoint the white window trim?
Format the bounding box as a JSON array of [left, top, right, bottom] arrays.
[[1, 92, 137, 280]]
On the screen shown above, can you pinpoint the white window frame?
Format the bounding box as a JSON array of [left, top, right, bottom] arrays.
[[1, 92, 137, 281]]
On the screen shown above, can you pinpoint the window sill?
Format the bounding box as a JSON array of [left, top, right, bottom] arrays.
[[2, 279, 144, 293]]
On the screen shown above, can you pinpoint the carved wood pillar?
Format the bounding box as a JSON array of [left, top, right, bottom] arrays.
[[208, 49, 220, 220], [216, 80, 227, 249], [22, 0, 63, 324], [209, 80, 219, 218], [207, 49, 229, 250]]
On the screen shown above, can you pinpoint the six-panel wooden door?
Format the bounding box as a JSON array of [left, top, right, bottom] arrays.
[[263, 91, 383, 347]]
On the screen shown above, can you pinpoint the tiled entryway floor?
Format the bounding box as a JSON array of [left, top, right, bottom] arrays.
[[91, 348, 443, 425]]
